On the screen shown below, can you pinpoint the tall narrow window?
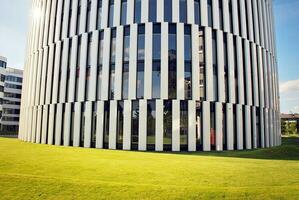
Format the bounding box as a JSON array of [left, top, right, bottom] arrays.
[[152, 24, 161, 99], [86, 34, 92, 98], [117, 101, 124, 149], [122, 26, 130, 99], [97, 31, 104, 100], [134, 0, 142, 23], [219, 0, 223, 29], [76, 0, 81, 34], [86, 0, 92, 31], [223, 103, 227, 149], [137, 25, 145, 99], [108, 0, 114, 27], [131, 101, 139, 150], [91, 102, 97, 147], [179, 0, 187, 23], [97, 0, 102, 29], [103, 101, 110, 148], [180, 101, 188, 150], [149, 0, 157, 22], [184, 25, 192, 99], [76, 37, 82, 101], [194, 0, 201, 25], [196, 102, 202, 150], [147, 100, 156, 150], [199, 28, 205, 101], [163, 100, 172, 150], [168, 24, 177, 99], [212, 31, 218, 101], [164, 0, 172, 22], [210, 102, 216, 149], [121, 0, 127, 25], [223, 35, 228, 102], [207, 0, 213, 27], [109, 29, 116, 99]]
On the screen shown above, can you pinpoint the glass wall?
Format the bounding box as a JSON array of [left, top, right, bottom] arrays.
[[137, 25, 145, 99], [134, 0, 142, 23], [97, 31, 104, 100], [147, 100, 156, 150], [152, 24, 161, 99], [180, 101, 188, 150], [121, 0, 127, 25], [117, 101, 124, 149], [122, 26, 130, 99], [109, 29, 116, 99], [163, 100, 172, 150], [149, 0, 157, 22], [91, 102, 97, 148], [168, 24, 177, 99], [108, 0, 114, 27], [131, 100, 139, 150], [164, 0, 172, 22], [184, 25, 192, 99]]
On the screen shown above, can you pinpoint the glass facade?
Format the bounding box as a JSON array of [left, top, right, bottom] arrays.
[[134, 0, 142, 23], [121, 0, 127, 25], [149, 0, 157, 22]]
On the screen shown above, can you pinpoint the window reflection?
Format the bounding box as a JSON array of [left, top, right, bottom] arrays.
[[168, 24, 177, 99], [147, 100, 156, 150], [108, 0, 114, 27], [97, 0, 102, 29], [121, 0, 127, 25], [164, 0, 172, 22], [97, 31, 104, 100], [199, 28, 205, 101], [163, 100, 172, 150], [194, 0, 201, 25], [207, 0, 213, 27], [117, 101, 124, 149], [149, 0, 157, 22], [179, 0, 187, 23], [103, 101, 110, 149], [184, 25, 192, 99], [137, 25, 145, 99], [180, 101, 188, 150], [109, 29, 116, 99], [122, 27, 130, 99], [134, 0, 142, 23], [131, 101, 139, 150]]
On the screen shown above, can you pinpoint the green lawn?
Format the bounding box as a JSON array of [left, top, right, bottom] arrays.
[[0, 137, 298, 200]]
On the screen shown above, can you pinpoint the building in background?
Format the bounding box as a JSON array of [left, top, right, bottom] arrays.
[[281, 114, 299, 135], [0, 56, 23, 134], [20, 0, 280, 151]]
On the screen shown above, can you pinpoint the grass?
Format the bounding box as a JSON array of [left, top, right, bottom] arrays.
[[0, 137, 298, 200]]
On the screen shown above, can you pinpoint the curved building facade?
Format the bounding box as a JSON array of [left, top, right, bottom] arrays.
[[20, 0, 280, 151]]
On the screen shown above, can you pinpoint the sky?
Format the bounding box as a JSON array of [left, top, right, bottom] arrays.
[[0, 0, 298, 113]]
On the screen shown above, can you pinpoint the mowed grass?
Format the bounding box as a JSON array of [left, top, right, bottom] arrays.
[[0, 137, 298, 200]]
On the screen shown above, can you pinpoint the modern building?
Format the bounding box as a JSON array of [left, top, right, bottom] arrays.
[[20, 0, 281, 151], [0, 56, 23, 133]]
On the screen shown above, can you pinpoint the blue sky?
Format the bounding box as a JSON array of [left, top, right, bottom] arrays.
[[0, 0, 298, 113]]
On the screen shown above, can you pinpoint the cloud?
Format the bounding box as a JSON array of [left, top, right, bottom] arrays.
[[280, 79, 299, 93]]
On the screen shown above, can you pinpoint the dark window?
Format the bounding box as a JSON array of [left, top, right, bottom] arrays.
[[168, 24, 177, 99], [122, 26, 130, 99], [108, 0, 114, 27], [180, 101, 188, 150], [131, 100, 139, 150], [179, 0, 187, 23], [109, 29, 116, 99], [212, 31, 218, 101], [121, 0, 127, 25], [152, 24, 161, 99], [149, 0, 157, 22], [194, 0, 201, 25], [97, 31, 104, 100], [97, 0, 102, 29], [164, 0, 172, 22], [103, 101, 110, 148], [207, 0, 213, 27], [219, 0, 223, 29], [134, 0, 142, 23], [199, 28, 205, 101], [147, 100, 156, 150], [184, 25, 192, 99], [117, 101, 124, 149], [86, 0, 92, 31], [137, 25, 145, 99], [163, 100, 172, 150]]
